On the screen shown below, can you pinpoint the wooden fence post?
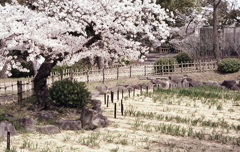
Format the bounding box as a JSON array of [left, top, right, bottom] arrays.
[[17, 80, 22, 104], [7, 132, 10, 150], [51, 73, 54, 85], [117, 67, 119, 80], [111, 91, 114, 103], [121, 99, 123, 116], [70, 68, 73, 81], [87, 71, 89, 83], [200, 60, 202, 72], [114, 103, 117, 118], [129, 66, 132, 78], [103, 68, 105, 84], [60, 70, 63, 80], [181, 62, 183, 73], [117, 89, 119, 100], [144, 66, 146, 76], [162, 64, 164, 75]]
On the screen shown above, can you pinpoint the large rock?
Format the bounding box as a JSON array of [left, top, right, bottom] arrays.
[[18, 116, 36, 132], [230, 85, 240, 91], [118, 86, 128, 92], [58, 120, 82, 130], [221, 80, 236, 89], [169, 81, 181, 88], [160, 81, 170, 89], [0, 121, 17, 137], [118, 84, 129, 87], [181, 79, 189, 88], [33, 111, 58, 120], [203, 80, 221, 87], [141, 82, 154, 89], [37, 125, 60, 134], [132, 84, 141, 90], [151, 79, 161, 85], [189, 80, 203, 87], [80, 106, 108, 130], [108, 87, 117, 92], [90, 90, 100, 99], [91, 99, 101, 107], [95, 86, 108, 94], [169, 75, 184, 83]]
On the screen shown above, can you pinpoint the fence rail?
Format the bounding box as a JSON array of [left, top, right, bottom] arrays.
[[0, 60, 218, 104]]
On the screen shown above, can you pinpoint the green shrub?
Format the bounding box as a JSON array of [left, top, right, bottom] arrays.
[[154, 57, 177, 74], [176, 52, 193, 63], [49, 79, 90, 109], [51, 65, 71, 73], [218, 58, 240, 73]]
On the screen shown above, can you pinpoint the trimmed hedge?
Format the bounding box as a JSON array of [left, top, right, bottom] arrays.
[[176, 52, 193, 63], [218, 58, 240, 73], [154, 57, 177, 74], [49, 79, 90, 109]]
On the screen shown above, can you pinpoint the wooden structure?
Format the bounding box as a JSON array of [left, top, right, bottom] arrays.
[[0, 60, 217, 104]]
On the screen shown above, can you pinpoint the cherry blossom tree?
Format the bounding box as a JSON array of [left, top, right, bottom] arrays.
[[0, 0, 172, 109]]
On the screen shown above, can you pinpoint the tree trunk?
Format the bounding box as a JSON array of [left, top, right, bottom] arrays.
[[33, 59, 57, 110], [0, 61, 8, 78], [213, 0, 221, 63]]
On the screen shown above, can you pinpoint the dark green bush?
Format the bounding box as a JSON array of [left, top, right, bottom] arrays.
[[218, 58, 240, 73], [49, 79, 90, 109], [51, 65, 71, 73], [154, 57, 177, 74], [176, 52, 193, 63]]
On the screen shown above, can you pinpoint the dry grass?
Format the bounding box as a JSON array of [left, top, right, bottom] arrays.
[[1, 70, 240, 152]]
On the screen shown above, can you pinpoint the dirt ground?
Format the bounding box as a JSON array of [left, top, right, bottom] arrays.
[[0, 70, 240, 152]]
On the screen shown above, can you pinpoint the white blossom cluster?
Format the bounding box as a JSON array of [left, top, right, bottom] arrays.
[[0, 0, 172, 74]]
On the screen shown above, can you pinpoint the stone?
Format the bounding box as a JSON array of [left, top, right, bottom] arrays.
[[127, 86, 133, 91], [91, 99, 101, 107], [118, 86, 128, 92], [169, 81, 181, 88], [80, 106, 108, 130], [169, 75, 184, 83], [189, 80, 203, 87], [151, 79, 161, 84], [147, 77, 156, 80], [95, 86, 108, 94], [139, 76, 148, 80], [90, 90, 100, 99], [181, 79, 189, 88], [33, 111, 58, 120], [37, 125, 60, 134], [18, 116, 36, 132], [230, 85, 240, 91], [146, 82, 154, 89], [160, 81, 170, 89], [0, 121, 17, 137], [58, 120, 82, 130], [118, 84, 129, 87], [108, 87, 117, 92], [221, 80, 236, 89], [185, 77, 193, 82], [203, 80, 220, 87], [132, 84, 141, 90]]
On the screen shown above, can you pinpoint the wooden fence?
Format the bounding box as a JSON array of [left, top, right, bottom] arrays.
[[0, 60, 218, 104], [153, 47, 182, 54]]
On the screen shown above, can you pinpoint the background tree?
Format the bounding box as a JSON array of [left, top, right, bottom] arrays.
[[0, 0, 172, 109], [213, 0, 221, 62]]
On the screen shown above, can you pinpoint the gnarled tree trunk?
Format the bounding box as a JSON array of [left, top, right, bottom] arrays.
[[33, 58, 57, 110]]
